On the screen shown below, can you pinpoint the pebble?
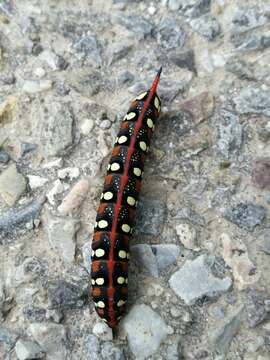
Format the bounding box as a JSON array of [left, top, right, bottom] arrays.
[[58, 167, 80, 180], [233, 86, 270, 117], [151, 244, 180, 272], [15, 338, 44, 360], [156, 17, 186, 49], [0, 149, 10, 163], [221, 233, 259, 290], [39, 50, 66, 71], [180, 92, 214, 124], [83, 334, 100, 360], [0, 326, 19, 352], [252, 158, 270, 189], [93, 322, 113, 341], [0, 163, 27, 206], [168, 49, 197, 74], [122, 304, 168, 359], [189, 15, 221, 40], [225, 57, 254, 80], [131, 244, 158, 277], [169, 255, 232, 305], [210, 306, 244, 354], [22, 79, 52, 93], [175, 223, 197, 250], [0, 95, 17, 121], [258, 229, 270, 255], [245, 288, 270, 328], [42, 158, 63, 169], [57, 178, 89, 215], [118, 71, 134, 84], [101, 342, 125, 360], [27, 175, 48, 190], [43, 211, 80, 263], [136, 198, 166, 236], [29, 322, 67, 360], [80, 118, 94, 135], [216, 107, 242, 160], [223, 202, 266, 232], [46, 179, 66, 205], [111, 13, 153, 39], [99, 119, 111, 130], [73, 35, 102, 65], [82, 243, 92, 270], [169, 0, 211, 18], [107, 41, 132, 65], [47, 280, 86, 310], [21, 142, 38, 156]]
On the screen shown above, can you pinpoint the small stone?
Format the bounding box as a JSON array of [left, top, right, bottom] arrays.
[[169, 255, 232, 305], [210, 306, 243, 354], [27, 175, 48, 190], [15, 339, 44, 360], [42, 158, 63, 169], [101, 342, 124, 360], [83, 334, 100, 360], [169, 0, 211, 18], [189, 15, 221, 40], [216, 107, 242, 160], [107, 41, 132, 65], [252, 158, 270, 189], [0, 96, 17, 122], [33, 67, 46, 78], [73, 35, 101, 65], [156, 17, 186, 49], [233, 86, 270, 117], [122, 304, 168, 359], [176, 223, 197, 250], [258, 229, 270, 255], [118, 71, 134, 84], [47, 280, 86, 309], [225, 57, 254, 80], [169, 49, 197, 74], [58, 167, 80, 180], [181, 92, 215, 124], [224, 203, 266, 232], [21, 143, 38, 156], [221, 233, 260, 290], [43, 211, 80, 263], [245, 288, 270, 328], [151, 244, 180, 272], [39, 50, 66, 70], [136, 198, 166, 236], [93, 322, 113, 341], [112, 13, 153, 39], [0, 150, 10, 163], [80, 119, 94, 135], [131, 244, 158, 277], [0, 326, 19, 352], [46, 179, 65, 205], [99, 119, 111, 130], [22, 79, 52, 93], [0, 163, 27, 206], [29, 322, 67, 360], [57, 178, 89, 215], [82, 243, 92, 270]]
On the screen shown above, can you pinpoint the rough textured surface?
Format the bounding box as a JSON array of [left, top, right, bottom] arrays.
[[1, 1, 270, 359]]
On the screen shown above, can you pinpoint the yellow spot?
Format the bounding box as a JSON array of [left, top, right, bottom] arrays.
[[118, 250, 127, 259], [136, 92, 147, 100], [98, 220, 108, 229], [103, 191, 113, 201], [91, 279, 95, 285], [95, 248, 105, 257], [97, 301, 105, 308], [100, 193, 104, 200], [118, 135, 128, 144], [117, 277, 125, 285], [95, 278, 105, 285], [147, 118, 154, 129], [122, 224, 131, 233], [154, 97, 160, 110], [133, 167, 142, 177], [139, 141, 147, 151], [117, 300, 126, 307], [125, 278, 128, 284], [111, 163, 120, 172], [127, 196, 136, 206], [91, 250, 95, 257], [124, 112, 136, 121]]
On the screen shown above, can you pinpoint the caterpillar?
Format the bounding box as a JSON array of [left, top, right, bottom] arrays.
[[91, 68, 162, 328]]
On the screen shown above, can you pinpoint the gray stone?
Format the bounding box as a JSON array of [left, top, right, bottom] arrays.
[[0, 150, 10, 163], [233, 87, 270, 117], [136, 198, 166, 236], [225, 57, 254, 80], [73, 35, 101, 65], [0, 0, 14, 16], [0, 326, 19, 352], [0, 163, 27, 206], [175, 207, 205, 226], [21, 142, 37, 156], [258, 229, 270, 254], [231, 6, 269, 34], [169, 255, 232, 305], [68, 69, 102, 98], [107, 41, 132, 65], [176, 223, 197, 250], [245, 288, 270, 328], [189, 15, 221, 41], [210, 306, 243, 354], [93, 323, 113, 341], [39, 100, 74, 158], [252, 158, 270, 190], [216, 107, 242, 160], [15, 339, 44, 360], [83, 335, 100, 360], [44, 212, 80, 263], [22, 80, 53, 94], [231, 32, 270, 52], [156, 17, 186, 50], [224, 203, 266, 232], [112, 12, 153, 38], [122, 304, 168, 359], [151, 244, 180, 272], [29, 322, 67, 360], [118, 71, 134, 84], [131, 244, 158, 277], [47, 280, 86, 309], [101, 342, 125, 360], [168, 49, 197, 74], [168, 0, 211, 18], [23, 306, 47, 322], [158, 79, 187, 104]]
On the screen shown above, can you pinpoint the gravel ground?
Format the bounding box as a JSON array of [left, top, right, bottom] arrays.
[[1, 0, 270, 359]]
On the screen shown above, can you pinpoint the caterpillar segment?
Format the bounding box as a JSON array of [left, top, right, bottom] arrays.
[[91, 68, 162, 328]]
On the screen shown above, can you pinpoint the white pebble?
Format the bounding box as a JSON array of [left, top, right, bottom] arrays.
[[27, 175, 49, 190], [58, 167, 80, 180], [93, 322, 113, 341], [80, 119, 94, 135]]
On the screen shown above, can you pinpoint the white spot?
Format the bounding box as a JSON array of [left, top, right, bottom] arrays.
[[92, 250, 95, 257], [117, 300, 126, 307], [126, 253, 130, 259], [133, 167, 142, 177], [98, 220, 108, 229], [95, 248, 105, 257], [147, 118, 154, 129], [94, 221, 98, 228], [139, 141, 147, 151], [97, 301, 105, 308], [115, 137, 119, 143], [127, 196, 136, 206], [125, 278, 128, 284], [110, 162, 120, 172], [117, 316, 122, 321], [118, 135, 128, 144], [136, 92, 147, 100], [103, 191, 113, 201], [95, 278, 105, 286], [117, 277, 125, 285], [124, 112, 136, 121], [122, 224, 131, 233], [118, 250, 127, 259], [107, 164, 111, 171], [100, 193, 104, 200], [91, 279, 95, 285], [154, 97, 160, 110]]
